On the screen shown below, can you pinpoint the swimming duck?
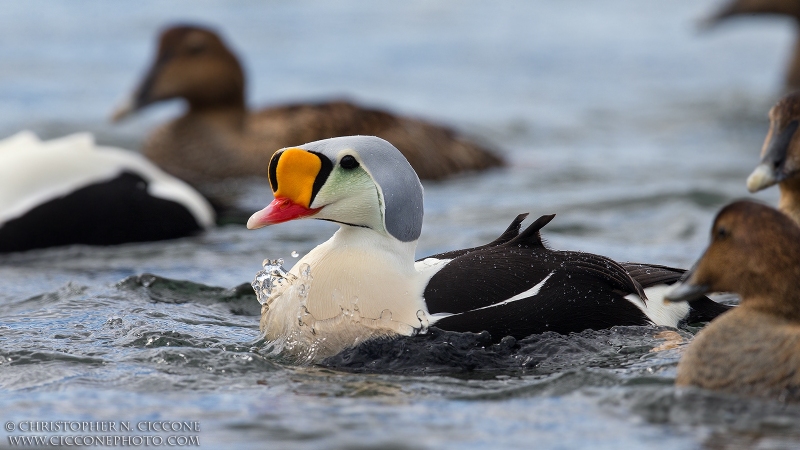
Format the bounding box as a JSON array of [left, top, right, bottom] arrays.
[[246, 135, 728, 360], [665, 200, 800, 402], [112, 25, 503, 187], [0, 131, 214, 253], [703, 0, 800, 90], [747, 92, 800, 224]]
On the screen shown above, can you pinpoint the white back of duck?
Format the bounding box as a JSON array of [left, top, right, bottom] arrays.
[[0, 131, 214, 252]]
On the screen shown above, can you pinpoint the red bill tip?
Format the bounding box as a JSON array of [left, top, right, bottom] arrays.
[[247, 197, 321, 229]]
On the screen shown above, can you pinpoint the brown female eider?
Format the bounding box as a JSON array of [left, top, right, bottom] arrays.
[[112, 25, 504, 186], [666, 200, 800, 402], [747, 92, 800, 224]]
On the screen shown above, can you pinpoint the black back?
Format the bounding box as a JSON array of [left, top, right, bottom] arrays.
[[422, 214, 650, 339]]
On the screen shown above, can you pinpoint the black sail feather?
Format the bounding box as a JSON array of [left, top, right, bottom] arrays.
[[505, 213, 555, 249], [485, 213, 529, 246], [425, 213, 529, 260]]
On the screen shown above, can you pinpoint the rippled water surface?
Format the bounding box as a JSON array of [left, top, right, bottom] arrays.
[[2, 1, 799, 448]]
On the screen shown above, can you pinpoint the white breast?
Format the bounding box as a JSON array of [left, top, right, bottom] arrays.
[[259, 226, 430, 361]]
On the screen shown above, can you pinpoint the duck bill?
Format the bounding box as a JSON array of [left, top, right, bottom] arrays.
[[663, 281, 711, 303], [746, 163, 779, 193], [748, 120, 798, 192], [246, 197, 321, 229], [110, 61, 165, 122], [663, 262, 711, 303]]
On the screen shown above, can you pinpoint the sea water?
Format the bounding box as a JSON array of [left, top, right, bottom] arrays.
[[1, 1, 798, 448]]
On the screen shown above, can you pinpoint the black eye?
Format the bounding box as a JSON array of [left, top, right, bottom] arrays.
[[188, 45, 205, 56], [340, 155, 359, 170], [715, 227, 730, 240]]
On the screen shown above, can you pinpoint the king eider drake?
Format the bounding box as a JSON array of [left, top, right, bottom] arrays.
[[0, 131, 214, 253], [747, 92, 800, 225], [111, 25, 503, 187], [246, 136, 729, 360], [665, 201, 800, 402]]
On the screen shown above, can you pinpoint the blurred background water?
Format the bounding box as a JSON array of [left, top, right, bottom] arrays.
[[2, 1, 799, 448]]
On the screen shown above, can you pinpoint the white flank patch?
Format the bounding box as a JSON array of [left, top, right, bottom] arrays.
[[624, 284, 690, 327], [428, 312, 456, 323], [429, 271, 556, 324], [414, 257, 452, 284], [470, 271, 555, 312]]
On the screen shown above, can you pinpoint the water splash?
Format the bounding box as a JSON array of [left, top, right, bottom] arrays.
[[251, 259, 295, 306], [291, 251, 299, 258]]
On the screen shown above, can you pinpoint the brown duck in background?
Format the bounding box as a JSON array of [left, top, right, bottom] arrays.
[[665, 200, 800, 402], [746, 92, 800, 224], [112, 25, 504, 187], [703, 0, 800, 90]]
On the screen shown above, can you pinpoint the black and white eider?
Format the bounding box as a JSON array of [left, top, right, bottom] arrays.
[[246, 136, 728, 359], [0, 131, 215, 253]]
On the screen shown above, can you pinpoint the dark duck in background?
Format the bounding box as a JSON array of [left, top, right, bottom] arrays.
[[748, 92, 800, 224], [703, 0, 800, 90], [112, 25, 504, 193]]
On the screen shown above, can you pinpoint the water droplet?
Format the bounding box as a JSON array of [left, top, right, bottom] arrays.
[[252, 258, 293, 305], [300, 263, 312, 280], [291, 251, 299, 258]]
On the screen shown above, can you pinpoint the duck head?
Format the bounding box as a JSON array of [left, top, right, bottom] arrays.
[[748, 93, 800, 193], [112, 25, 245, 121], [703, 0, 800, 28], [247, 136, 424, 242], [665, 201, 800, 316]]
